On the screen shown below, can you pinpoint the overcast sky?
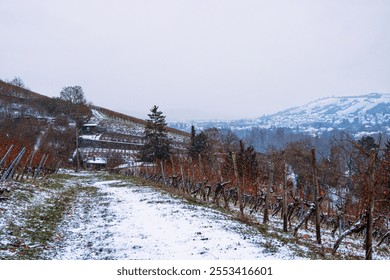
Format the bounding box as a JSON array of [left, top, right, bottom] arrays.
[[1, 0, 389, 121]]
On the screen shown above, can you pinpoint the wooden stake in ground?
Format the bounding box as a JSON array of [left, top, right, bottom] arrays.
[[170, 156, 178, 189], [160, 160, 166, 185], [190, 157, 195, 184], [232, 152, 244, 216], [283, 152, 288, 232], [170, 156, 176, 177], [178, 157, 185, 192], [145, 164, 149, 177], [365, 149, 377, 260], [198, 154, 206, 201], [263, 163, 273, 224], [311, 149, 322, 245]]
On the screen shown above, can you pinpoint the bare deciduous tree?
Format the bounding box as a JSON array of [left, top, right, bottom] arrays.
[[60, 85, 86, 105]]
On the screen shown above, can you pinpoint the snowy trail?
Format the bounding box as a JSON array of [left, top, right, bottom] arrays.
[[46, 178, 294, 260]]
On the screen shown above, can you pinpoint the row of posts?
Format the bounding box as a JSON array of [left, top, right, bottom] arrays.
[[129, 148, 378, 260], [0, 145, 49, 188]]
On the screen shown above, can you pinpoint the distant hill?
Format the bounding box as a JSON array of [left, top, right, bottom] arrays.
[[169, 93, 390, 136], [257, 93, 390, 134]]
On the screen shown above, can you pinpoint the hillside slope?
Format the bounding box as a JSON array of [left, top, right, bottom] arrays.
[[0, 80, 189, 169], [78, 107, 189, 168]]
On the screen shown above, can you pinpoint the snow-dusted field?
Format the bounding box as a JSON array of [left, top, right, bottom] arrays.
[[44, 176, 299, 260]]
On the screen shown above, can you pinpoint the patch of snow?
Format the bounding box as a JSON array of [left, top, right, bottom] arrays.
[[91, 109, 106, 120], [86, 157, 107, 165], [79, 134, 102, 140]]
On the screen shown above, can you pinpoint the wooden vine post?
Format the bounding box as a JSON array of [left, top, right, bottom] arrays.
[[160, 160, 166, 185], [311, 148, 322, 245], [178, 157, 185, 192], [190, 157, 195, 183], [152, 161, 156, 176], [75, 124, 80, 172], [263, 163, 273, 224], [232, 152, 244, 216], [170, 155, 178, 189], [198, 154, 206, 201], [211, 154, 217, 185], [283, 152, 288, 232], [170, 155, 176, 177], [145, 164, 149, 177], [198, 154, 204, 181], [366, 149, 376, 260]]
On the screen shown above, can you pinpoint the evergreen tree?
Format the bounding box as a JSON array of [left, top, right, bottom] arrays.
[[140, 105, 170, 162], [188, 125, 197, 158], [188, 125, 208, 159]]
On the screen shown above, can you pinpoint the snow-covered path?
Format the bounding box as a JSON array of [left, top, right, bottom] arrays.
[[46, 178, 296, 260]]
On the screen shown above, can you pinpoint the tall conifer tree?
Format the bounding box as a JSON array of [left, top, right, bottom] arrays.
[[140, 105, 170, 162]]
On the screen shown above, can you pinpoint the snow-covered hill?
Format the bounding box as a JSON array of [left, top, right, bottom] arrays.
[[169, 93, 390, 137], [259, 93, 390, 135]]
